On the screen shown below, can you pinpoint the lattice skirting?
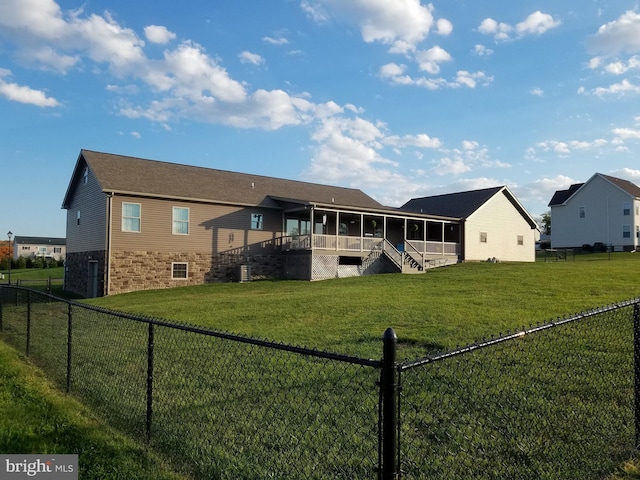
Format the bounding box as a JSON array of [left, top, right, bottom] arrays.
[[311, 252, 391, 281]]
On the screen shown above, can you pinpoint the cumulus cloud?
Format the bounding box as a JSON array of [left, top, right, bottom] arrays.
[[588, 10, 640, 56], [301, 0, 450, 52], [0, 69, 60, 107], [473, 44, 493, 56], [593, 79, 640, 96], [479, 11, 560, 42], [415, 46, 452, 74], [239, 51, 265, 65], [144, 25, 176, 44], [535, 139, 608, 156]]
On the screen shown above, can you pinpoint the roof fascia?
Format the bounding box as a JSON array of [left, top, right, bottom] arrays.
[[467, 186, 539, 230], [61, 151, 88, 209]]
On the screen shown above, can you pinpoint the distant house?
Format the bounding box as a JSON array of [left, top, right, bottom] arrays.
[[548, 173, 640, 251], [401, 186, 539, 262], [13, 236, 66, 261], [62, 150, 462, 297]]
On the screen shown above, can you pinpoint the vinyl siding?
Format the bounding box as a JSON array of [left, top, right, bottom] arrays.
[[110, 195, 283, 254], [551, 175, 637, 248], [65, 164, 108, 253], [464, 191, 535, 262]]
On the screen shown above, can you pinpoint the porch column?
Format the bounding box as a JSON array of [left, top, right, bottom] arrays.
[[423, 219, 427, 253], [310, 205, 314, 251], [360, 213, 364, 252], [336, 211, 340, 252], [442, 222, 445, 254]]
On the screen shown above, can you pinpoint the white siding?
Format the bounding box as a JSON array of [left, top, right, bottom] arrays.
[[464, 191, 535, 262], [551, 175, 638, 249]]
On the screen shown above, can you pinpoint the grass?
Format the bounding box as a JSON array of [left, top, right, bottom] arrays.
[[3, 254, 640, 478], [85, 253, 640, 360], [0, 339, 185, 480]]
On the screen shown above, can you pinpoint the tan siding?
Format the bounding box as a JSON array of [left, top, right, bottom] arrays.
[[110, 195, 283, 254], [65, 165, 107, 253], [465, 192, 535, 262]]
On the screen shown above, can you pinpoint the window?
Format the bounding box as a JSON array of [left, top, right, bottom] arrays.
[[623, 225, 631, 238], [83, 167, 88, 185], [122, 203, 141, 232], [77, 210, 81, 226], [579, 206, 585, 219], [250, 213, 263, 230], [517, 235, 524, 246], [480, 232, 487, 243], [173, 207, 189, 235], [172, 262, 188, 279], [21, 246, 31, 251], [54, 247, 61, 253], [38, 247, 47, 254], [623, 202, 631, 216]]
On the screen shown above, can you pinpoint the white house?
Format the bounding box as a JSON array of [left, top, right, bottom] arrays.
[[13, 236, 66, 261], [401, 186, 539, 262], [548, 173, 640, 251]]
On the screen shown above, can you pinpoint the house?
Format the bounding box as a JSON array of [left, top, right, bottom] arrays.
[[12, 236, 66, 261], [548, 173, 640, 251], [62, 150, 463, 297], [400, 186, 539, 262]]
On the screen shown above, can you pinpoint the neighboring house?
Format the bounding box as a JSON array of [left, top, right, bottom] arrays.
[[548, 173, 640, 251], [62, 150, 464, 297], [401, 186, 539, 262], [13, 236, 66, 261]]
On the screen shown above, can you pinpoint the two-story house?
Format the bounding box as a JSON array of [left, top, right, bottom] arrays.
[[13, 236, 66, 261], [548, 173, 640, 251]]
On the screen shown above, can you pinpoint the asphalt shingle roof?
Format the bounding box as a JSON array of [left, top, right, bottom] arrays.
[[400, 186, 504, 219], [65, 149, 384, 210]]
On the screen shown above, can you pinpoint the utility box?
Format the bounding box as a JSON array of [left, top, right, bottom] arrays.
[[238, 264, 251, 282]]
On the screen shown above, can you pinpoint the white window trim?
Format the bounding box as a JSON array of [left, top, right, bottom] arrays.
[[172, 207, 190, 235], [171, 262, 189, 280], [122, 202, 142, 233], [251, 213, 264, 230]]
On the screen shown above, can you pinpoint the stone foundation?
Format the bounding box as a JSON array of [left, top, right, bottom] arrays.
[[65, 250, 107, 297]]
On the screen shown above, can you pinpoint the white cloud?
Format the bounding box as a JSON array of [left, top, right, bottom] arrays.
[[473, 44, 493, 56], [379, 63, 406, 78], [515, 11, 561, 36], [612, 127, 640, 144], [144, 25, 176, 44], [531, 87, 544, 96], [535, 138, 609, 156], [455, 71, 493, 88], [263, 36, 289, 45], [302, 0, 449, 52], [592, 79, 640, 96], [0, 73, 60, 107], [130, 131, 141, 139], [239, 51, 265, 66], [589, 10, 640, 56], [610, 167, 640, 180], [435, 157, 471, 175], [479, 11, 559, 42], [436, 18, 453, 36], [415, 46, 452, 74], [383, 134, 441, 149]]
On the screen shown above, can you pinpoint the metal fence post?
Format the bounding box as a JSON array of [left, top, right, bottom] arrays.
[[26, 290, 31, 356], [66, 303, 72, 393], [634, 302, 640, 449], [382, 327, 399, 480], [146, 322, 155, 444]]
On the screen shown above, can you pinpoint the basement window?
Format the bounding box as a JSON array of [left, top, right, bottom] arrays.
[[339, 256, 362, 266], [172, 262, 188, 280]]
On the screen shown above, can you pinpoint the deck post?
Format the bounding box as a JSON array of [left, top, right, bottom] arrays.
[[635, 302, 640, 449]]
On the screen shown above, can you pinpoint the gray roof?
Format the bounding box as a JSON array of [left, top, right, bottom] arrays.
[[548, 173, 640, 207], [401, 186, 504, 218], [63, 149, 385, 210], [14, 236, 66, 245], [401, 186, 538, 229]]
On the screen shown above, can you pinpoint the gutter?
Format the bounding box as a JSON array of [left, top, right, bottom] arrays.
[[106, 192, 113, 296]]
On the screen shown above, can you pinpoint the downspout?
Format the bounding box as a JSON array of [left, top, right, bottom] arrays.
[[106, 193, 113, 296]]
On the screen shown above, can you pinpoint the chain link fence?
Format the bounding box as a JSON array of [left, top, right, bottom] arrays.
[[0, 286, 639, 479]]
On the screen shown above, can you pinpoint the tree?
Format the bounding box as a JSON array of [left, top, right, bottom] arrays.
[[540, 210, 551, 235]]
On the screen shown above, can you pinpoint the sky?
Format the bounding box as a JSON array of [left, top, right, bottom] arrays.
[[1, 0, 640, 239]]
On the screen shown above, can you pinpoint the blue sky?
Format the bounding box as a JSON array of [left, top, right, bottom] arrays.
[[1, 0, 640, 238]]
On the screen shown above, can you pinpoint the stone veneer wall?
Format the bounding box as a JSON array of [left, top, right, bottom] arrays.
[[108, 250, 283, 295], [65, 250, 107, 297]]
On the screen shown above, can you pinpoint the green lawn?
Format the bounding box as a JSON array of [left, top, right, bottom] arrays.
[[86, 254, 640, 359], [3, 255, 640, 478], [0, 340, 185, 480]]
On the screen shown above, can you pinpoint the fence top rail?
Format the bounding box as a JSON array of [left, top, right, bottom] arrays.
[[0, 285, 381, 369], [400, 297, 640, 371]]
